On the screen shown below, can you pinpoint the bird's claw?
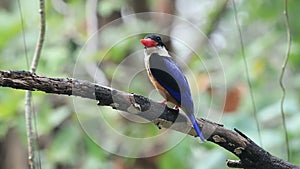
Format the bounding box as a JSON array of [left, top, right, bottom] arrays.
[[160, 100, 167, 105]]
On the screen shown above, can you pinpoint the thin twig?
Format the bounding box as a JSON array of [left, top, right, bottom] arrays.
[[279, 0, 291, 161], [232, 0, 262, 146], [25, 91, 34, 169], [25, 0, 46, 168], [16, 0, 29, 70], [30, 0, 46, 73]]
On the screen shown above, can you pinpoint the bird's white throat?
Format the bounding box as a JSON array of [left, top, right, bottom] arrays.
[[143, 46, 169, 57]]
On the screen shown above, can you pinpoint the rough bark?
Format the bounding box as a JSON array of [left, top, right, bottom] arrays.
[[0, 70, 299, 169]]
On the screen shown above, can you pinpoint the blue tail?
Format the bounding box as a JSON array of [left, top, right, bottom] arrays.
[[189, 114, 206, 141]]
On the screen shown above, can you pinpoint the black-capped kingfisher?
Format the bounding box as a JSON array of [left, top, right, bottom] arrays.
[[140, 34, 205, 141]]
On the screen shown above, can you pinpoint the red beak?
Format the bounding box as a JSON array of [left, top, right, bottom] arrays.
[[140, 38, 158, 48]]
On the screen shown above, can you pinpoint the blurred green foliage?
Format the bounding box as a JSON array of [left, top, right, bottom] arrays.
[[0, 0, 300, 168]]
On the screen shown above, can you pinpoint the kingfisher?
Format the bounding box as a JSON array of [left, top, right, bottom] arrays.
[[140, 34, 205, 141]]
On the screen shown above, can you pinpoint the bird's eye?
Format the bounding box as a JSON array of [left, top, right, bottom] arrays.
[[156, 37, 161, 41]]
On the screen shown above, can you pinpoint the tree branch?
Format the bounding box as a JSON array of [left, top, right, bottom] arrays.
[[0, 70, 299, 169]]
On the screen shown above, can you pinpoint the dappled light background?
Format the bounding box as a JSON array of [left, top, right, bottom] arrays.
[[0, 0, 300, 169]]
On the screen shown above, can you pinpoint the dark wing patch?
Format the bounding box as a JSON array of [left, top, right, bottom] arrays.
[[149, 53, 191, 105]]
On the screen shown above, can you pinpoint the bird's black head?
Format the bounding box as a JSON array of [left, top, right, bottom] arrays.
[[140, 34, 166, 48]]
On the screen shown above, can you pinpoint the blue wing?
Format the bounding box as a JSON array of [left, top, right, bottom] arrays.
[[149, 53, 206, 141], [149, 53, 194, 113]]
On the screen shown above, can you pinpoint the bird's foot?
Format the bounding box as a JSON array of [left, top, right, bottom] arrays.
[[160, 100, 167, 105], [173, 105, 179, 110]]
